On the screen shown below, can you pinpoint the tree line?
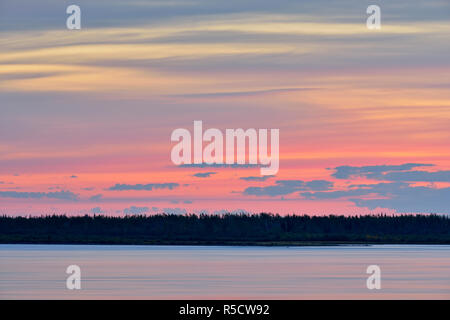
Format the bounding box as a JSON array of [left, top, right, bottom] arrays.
[[0, 213, 449, 245]]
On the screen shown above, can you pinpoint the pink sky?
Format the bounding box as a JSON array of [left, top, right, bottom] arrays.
[[1, 1, 450, 215]]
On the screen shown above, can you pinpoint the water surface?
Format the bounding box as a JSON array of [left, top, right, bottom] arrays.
[[0, 244, 449, 299]]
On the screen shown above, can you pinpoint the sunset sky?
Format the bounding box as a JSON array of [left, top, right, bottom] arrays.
[[1, 0, 450, 216]]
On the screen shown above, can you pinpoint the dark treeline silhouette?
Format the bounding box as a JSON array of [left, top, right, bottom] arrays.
[[1, 213, 449, 245]]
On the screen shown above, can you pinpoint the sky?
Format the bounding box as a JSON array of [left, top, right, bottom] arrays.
[[1, 0, 450, 216]]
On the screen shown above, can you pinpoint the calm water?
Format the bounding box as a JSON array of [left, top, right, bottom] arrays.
[[0, 244, 449, 299]]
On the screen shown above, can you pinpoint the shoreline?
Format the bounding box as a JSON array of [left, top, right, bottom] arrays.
[[1, 240, 449, 246]]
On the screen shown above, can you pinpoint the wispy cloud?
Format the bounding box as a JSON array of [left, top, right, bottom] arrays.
[[240, 175, 275, 181], [372, 170, 450, 182], [243, 179, 333, 197], [123, 206, 149, 214], [193, 172, 216, 178], [331, 163, 434, 179], [0, 190, 78, 201], [108, 183, 179, 191], [172, 88, 316, 98]]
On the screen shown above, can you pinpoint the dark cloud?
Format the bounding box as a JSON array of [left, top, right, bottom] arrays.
[[91, 207, 104, 214], [82, 187, 95, 191], [213, 209, 252, 215], [70, 175, 78, 178], [89, 194, 103, 201], [274, 180, 305, 187], [377, 170, 450, 182], [302, 182, 450, 213], [161, 208, 187, 215], [351, 185, 450, 213], [0, 190, 78, 201], [332, 163, 433, 179], [298, 162, 450, 213], [108, 183, 179, 191], [123, 206, 149, 215], [193, 172, 217, 178], [301, 182, 408, 200], [332, 163, 450, 182], [145, 206, 186, 215], [295, 163, 450, 213], [244, 180, 333, 197], [240, 175, 275, 181], [305, 180, 334, 191], [244, 183, 299, 197]]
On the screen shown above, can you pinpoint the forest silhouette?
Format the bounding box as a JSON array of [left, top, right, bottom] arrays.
[[1, 213, 449, 245]]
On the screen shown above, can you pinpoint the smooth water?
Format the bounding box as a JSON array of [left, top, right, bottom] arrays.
[[0, 244, 449, 299]]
